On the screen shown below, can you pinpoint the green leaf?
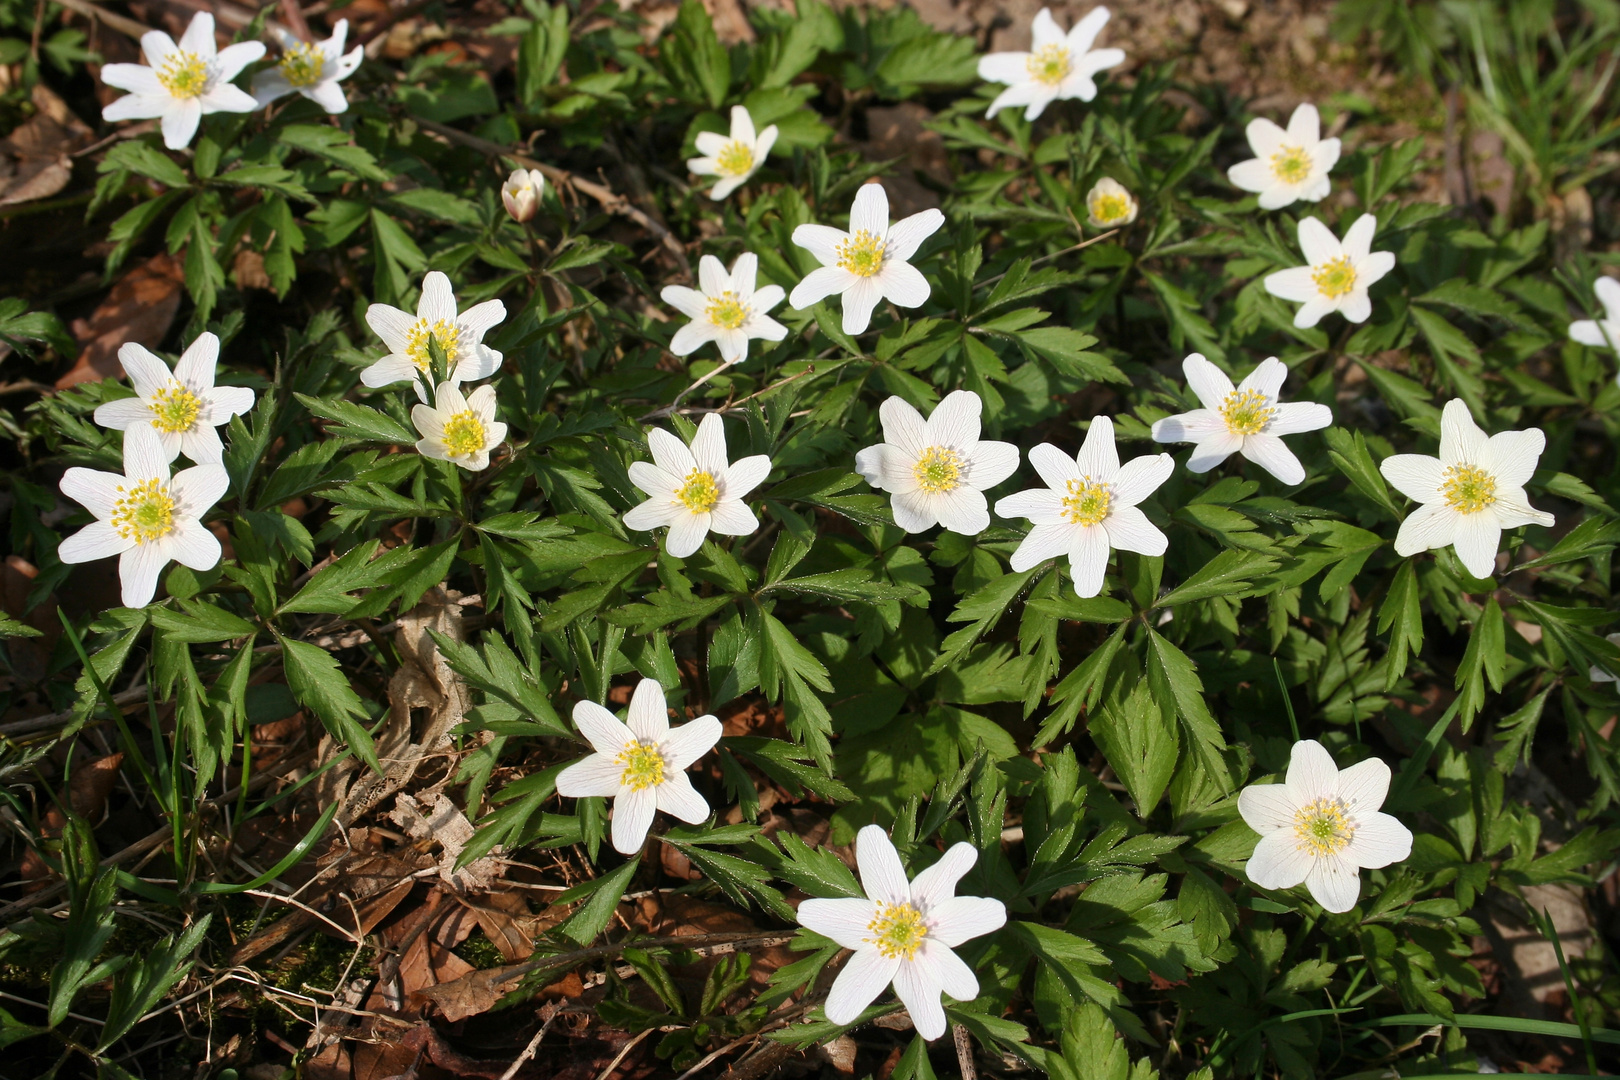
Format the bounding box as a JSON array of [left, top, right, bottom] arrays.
[[1323, 426, 1402, 518], [295, 393, 417, 445], [97, 916, 211, 1051], [1144, 629, 1230, 790], [1089, 682, 1178, 816], [556, 858, 639, 945], [277, 635, 381, 773], [1377, 561, 1424, 691], [1156, 549, 1280, 608]]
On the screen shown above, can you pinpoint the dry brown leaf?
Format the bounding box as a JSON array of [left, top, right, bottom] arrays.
[[0, 84, 91, 207], [60, 253, 185, 389], [1, 556, 59, 683], [389, 791, 502, 892], [20, 752, 125, 884], [463, 891, 539, 962]]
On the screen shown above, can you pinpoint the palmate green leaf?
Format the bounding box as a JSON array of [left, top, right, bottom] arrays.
[[1155, 549, 1280, 608], [661, 833, 795, 919], [277, 635, 381, 773], [97, 915, 211, 1052], [555, 858, 639, 945], [49, 869, 125, 1029], [1144, 629, 1231, 790], [927, 567, 1038, 676], [1454, 598, 1505, 730], [295, 393, 416, 444], [430, 629, 570, 739], [1088, 682, 1178, 817], [1377, 560, 1424, 690], [1323, 426, 1402, 519]]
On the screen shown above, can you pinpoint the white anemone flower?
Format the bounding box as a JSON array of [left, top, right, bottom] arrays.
[[1589, 633, 1620, 685], [623, 413, 771, 558], [1085, 177, 1137, 229], [1379, 399, 1554, 580], [1263, 214, 1396, 329], [1150, 353, 1332, 485], [688, 105, 778, 201], [1239, 739, 1412, 914], [797, 825, 1006, 1040], [1226, 103, 1341, 209], [56, 425, 228, 609], [977, 7, 1125, 121], [412, 382, 506, 472], [994, 416, 1173, 598], [250, 19, 363, 114], [100, 12, 265, 151], [789, 184, 945, 336], [362, 272, 506, 402], [92, 332, 256, 465], [855, 390, 1018, 537], [1569, 276, 1620, 356], [661, 253, 788, 364], [501, 168, 545, 223], [555, 678, 723, 855]]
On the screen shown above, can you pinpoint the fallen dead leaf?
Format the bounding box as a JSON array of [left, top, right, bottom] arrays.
[[20, 752, 124, 884], [389, 791, 502, 892], [61, 253, 185, 389], [0, 84, 92, 207]]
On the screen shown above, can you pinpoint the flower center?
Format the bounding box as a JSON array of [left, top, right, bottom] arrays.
[[715, 140, 754, 177], [440, 410, 487, 458], [1292, 796, 1355, 857], [1312, 256, 1357, 299], [148, 383, 202, 434], [705, 291, 750, 330], [615, 739, 667, 791], [865, 901, 928, 961], [1025, 44, 1073, 86], [1061, 476, 1112, 526], [912, 446, 963, 494], [676, 469, 721, 514], [156, 50, 210, 98], [404, 318, 460, 372], [1090, 193, 1131, 225], [1270, 144, 1314, 185], [278, 42, 326, 88], [1441, 463, 1497, 515], [1219, 388, 1276, 435], [110, 477, 176, 545], [836, 229, 886, 278]]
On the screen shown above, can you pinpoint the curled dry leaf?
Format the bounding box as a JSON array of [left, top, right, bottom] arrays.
[[0, 84, 92, 207], [60, 253, 185, 389]]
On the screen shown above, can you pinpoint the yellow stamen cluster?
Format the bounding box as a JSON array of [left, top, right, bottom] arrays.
[[1061, 476, 1112, 526], [405, 319, 461, 372], [676, 469, 721, 513], [1312, 256, 1357, 300], [1089, 193, 1132, 225], [912, 446, 964, 494], [278, 42, 326, 88], [440, 410, 487, 459], [837, 230, 886, 278], [865, 901, 928, 961], [715, 140, 755, 177], [705, 291, 750, 330], [1441, 463, 1497, 515], [156, 51, 210, 98], [148, 384, 202, 434], [1220, 388, 1276, 435], [1270, 145, 1314, 185], [111, 478, 176, 544], [615, 739, 667, 791], [1292, 796, 1354, 856], [1025, 44, 1073, 86]]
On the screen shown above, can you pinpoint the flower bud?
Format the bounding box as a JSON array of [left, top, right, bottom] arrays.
[[501, 168, 545, 223], [1085, 176, 1138, 229]]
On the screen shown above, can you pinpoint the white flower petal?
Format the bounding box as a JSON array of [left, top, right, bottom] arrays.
[[1285, 739, 1339, 803], [572, 699, 633, 756], [1335, 757, 1391, 817], [1296, 217, 1342, 265], [890, 490, 939, 533], [878, 259, 931, 309], [926, 895, 1006, 947], [709, 499, 759, 536], [648, 427, 697, 476], [841, 277, 884, 335], [654, 772, 711, 824], [60, 468, 127, 518], [1246, 830, 1313, 890], [1304, 853, 1362, 913], [1244, 116, 1289, 159], [1237, 781, 1297, 833], [1151, 409, 1224, 444], [849, 183, 890, 237], [1484, 428, 1545, 489], [1074, 415, 1120, 478], [1236, 356, 1287, 400], [690, 412, 729, 478], [1009, 522, 1077, 571], [798, 898, 878, 950], [1438, 399, 1488, 467], [1451, 511, 1502, 579], [996, 489, 1066, 526], [1267, 401, 1332, 436], [893, 958, 947, 1040], [167, 520, 221, 571], [1182, 353, 1234, 411], [908, 842, 978, 908], [1394, 501, 1459, 556], [855, 825, 911, 906], [977, 52, 1031, 84], [916, 940, 978, 1004], [1101, 504, 1166, 557], [791, 265, 857, 310], [966, 441, 1019, 490], [1067, 523, 1110, 597], [555, 752, 623, 798], [58, 522, 132, 564], [611, 785, 658, 855], [1111, 454, 1173, 507], [626, 678, 669, 742], [1239, 433, 1306, 485], [886, 209, 945, 263], [663, 715, 722, 771], [1186, 431, 1244, 473], [824, 948, 900, 1025], [665, 512, 710, 558], [726, 455, 772, 499], [1381, 454, 1445, 503], [118, 542, 169, 608], [926, 390, 983, 450], [1346, 812, 1412, 869], [1264, 266, 1320, 303]]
